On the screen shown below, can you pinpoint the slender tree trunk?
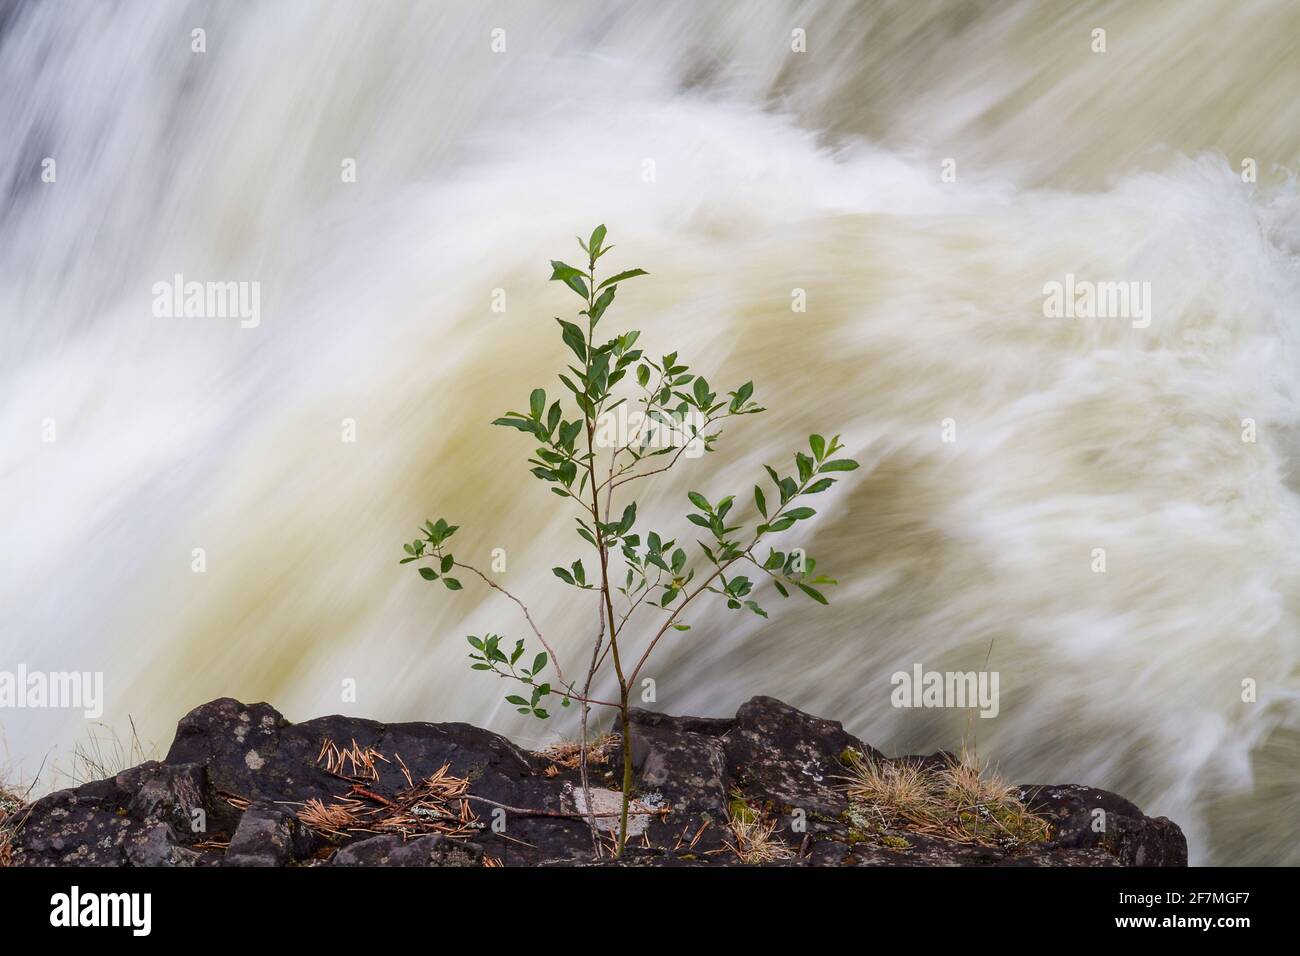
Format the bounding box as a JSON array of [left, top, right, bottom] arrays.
[[578, 253, 636, 857], [618, 690, 632, 850], [578, 602, 605, 855]]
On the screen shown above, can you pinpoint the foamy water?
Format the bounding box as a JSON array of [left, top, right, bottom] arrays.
[[2, 0, 1298, 864]]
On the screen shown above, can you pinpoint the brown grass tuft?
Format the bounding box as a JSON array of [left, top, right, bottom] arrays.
[[0, 782, 28, 867], [723, 794, 793, 864], [66, 718, 154, 785], [840, 747, 1051, 848]]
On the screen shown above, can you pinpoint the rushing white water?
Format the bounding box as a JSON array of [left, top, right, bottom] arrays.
[[2, 1, 1299, 864]]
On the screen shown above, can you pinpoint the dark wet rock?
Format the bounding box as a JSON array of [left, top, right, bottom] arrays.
[[124, 823, 202, 868], [10, 695, 1187, 867], [614, 708, 732, 852], [1019, 783, 1188, 867], [328, 833, 483, 866], [223, 805, 315, 867], [723, 696, 880, 819], [626, 708, 729, 816], [12, 761, 217, 867], [125, 762, 207, 830], [627, 709, 734, 737]]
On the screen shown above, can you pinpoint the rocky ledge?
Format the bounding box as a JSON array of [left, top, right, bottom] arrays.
[[9, 696, 1186, 867]]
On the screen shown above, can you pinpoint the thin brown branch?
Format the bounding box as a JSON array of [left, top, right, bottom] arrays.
[[453, 560, 570, 687], [626, 475, 814, 688], [463, 793, 665, 821], [607, 418, 719, 491], [578, 604, 606, 854]]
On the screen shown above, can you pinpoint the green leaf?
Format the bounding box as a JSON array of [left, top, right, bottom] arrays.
[[550, 260, 589, 298], [797, 583, 828, 605], [687, 491, 711, 512], [809, 434, 826, 461], [589, 287, 616, 325], [589, 224, 607, 255], [529, 389, 546, 420], [505, 695, 529, 706], [786, 507, 815, 520], [442, 577, 462, 590], [753, 485, 767, 517], [596, 268, 648, 291], [532, 652, 548, 675], [492, 417, 538, 434], [796, 452, 814, 483], [692, 377, 711, 407], [418, 567, 439, 581], [549, 260, 584, 281], [820, 459, 859, 472], [557, 320, 587, 362], [619, 502, 637, 534], [552, 566, 575, 585]]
